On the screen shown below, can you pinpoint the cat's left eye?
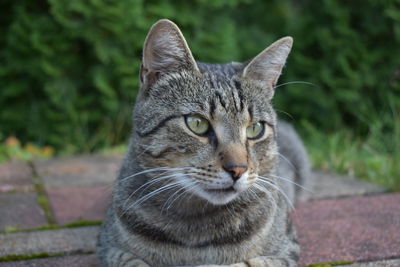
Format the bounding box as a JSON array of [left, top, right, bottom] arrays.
[[246, 122, 264, 140], [185, 115, 210, 135]]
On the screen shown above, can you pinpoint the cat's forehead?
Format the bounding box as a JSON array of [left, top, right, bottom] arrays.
[[197, 67, 273, 117], [153, 66, 273, 117], [197, 61, 242, 78]]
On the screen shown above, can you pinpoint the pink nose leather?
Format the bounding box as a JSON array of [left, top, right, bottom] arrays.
[[223, 163, 248, 181]]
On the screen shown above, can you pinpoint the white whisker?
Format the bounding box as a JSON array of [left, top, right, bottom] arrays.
[[252, 183, 277, 210], [275, 109, 294, 120], [256, 176, 294, 210], [129, 181, 184, 210], [259, 174, 312, 192], [122, 173, 185, 208], [165, 182, 199, 214], [161, 179, 195, 213], [246, 187, 259, 201], [119, 167, 193, 183], [271, 152, 296, 171], [274, 81, 316, 90]]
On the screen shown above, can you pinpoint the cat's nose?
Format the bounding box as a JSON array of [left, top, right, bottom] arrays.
[[223, 163, 248, 181]]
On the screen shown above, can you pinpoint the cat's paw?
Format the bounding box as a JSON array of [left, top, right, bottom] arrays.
[[191, 264, 247, 267], [100, 246, 150, 267], [246, 257, 296, 267], [123, 259, 151, 267]]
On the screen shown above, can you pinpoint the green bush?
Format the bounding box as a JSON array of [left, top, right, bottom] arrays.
[[1, 0, 399, 153]]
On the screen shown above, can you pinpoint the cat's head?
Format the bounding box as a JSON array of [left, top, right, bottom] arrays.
[[132, 19, 292, 205]]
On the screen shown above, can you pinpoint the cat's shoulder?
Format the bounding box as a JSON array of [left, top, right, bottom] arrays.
[[276, 119, 307, 156]]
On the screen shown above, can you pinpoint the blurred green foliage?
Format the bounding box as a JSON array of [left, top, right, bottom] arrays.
[[1, 0, 399, 155], [0, 136, 54, 162]]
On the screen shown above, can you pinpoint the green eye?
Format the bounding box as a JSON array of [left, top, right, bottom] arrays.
[[185, 115, 210, 135], [246, 122, 264, 140]]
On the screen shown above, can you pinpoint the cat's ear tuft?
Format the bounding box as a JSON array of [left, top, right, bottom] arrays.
[[242, 37, 293, 90], [141, 19, 199, 88]]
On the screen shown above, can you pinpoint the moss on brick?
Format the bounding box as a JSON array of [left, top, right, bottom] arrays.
[[0, 250, 95, 262], [29, 160, 56, 224], [64, 219, 103, 228], [2, 219, 102, 234], [0, 252, 64, 262], [307, 260, 354, 267], [3, 226, 21, 234], [32, 176, 56, 224]]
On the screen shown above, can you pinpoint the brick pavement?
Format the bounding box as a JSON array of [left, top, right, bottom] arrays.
[[0, 161, 34, 193], [47, 186, 111, 224], [0, 255, 98, 267], [294, 193, 400, 266], [0, 155, 398, 267], [0, 193, 47, 230]]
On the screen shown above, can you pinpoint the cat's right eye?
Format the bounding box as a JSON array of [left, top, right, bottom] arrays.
[[246, 122, 264, 140], [185, 115, 210, 135]]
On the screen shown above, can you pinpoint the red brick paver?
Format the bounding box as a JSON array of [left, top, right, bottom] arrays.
[[34, 155, 122, 187], [0, 192, 46, 231], [46, 186, 111, 224], [0, 161, 34, 192], [0, 226, 98, 256], [341, 259, 400, 266], [293, 193, 400, 266]]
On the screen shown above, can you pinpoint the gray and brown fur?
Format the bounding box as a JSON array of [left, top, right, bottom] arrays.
[[97, 19, 311, 267]]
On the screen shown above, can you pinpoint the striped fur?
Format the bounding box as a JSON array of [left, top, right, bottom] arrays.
[[97, 19, 310, 267]]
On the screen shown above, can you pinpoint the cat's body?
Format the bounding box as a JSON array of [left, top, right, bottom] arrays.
[[97, 19, 310, 267]]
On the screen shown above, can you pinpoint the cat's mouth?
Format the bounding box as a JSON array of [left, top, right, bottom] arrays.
[[198, 186, 239, 205], [204, 186, 236, 193]]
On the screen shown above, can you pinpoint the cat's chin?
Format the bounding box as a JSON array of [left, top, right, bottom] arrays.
[[191, 174, 251, 205], [194, 187, 240, 205]]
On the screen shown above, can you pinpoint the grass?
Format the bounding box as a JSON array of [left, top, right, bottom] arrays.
[[0, 136, 126, 163], [301, 118, 400, 191], [0, 136, 54, 162]]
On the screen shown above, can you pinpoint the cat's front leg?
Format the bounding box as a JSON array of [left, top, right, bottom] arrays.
[[191, 264, 246, 267], [99, 247, 150, 267], [183, 264, 246, 267], [193, 257, 296, 267], [245, 256, 296, 267]]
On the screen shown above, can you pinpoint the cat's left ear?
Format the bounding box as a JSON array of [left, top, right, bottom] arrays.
[[242, 37, 293, 90], [140, 19, 200, 90]]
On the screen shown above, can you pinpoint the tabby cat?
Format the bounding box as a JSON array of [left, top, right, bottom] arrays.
[[97, 19, 311, 267]]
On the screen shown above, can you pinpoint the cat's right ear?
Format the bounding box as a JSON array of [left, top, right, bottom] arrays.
[[242, 37, 293, 93], [140, 19, 199, 91]]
